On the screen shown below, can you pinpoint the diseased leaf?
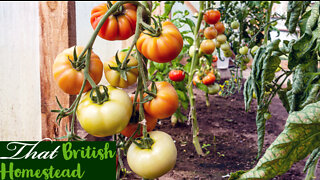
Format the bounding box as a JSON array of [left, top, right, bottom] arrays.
[[243, 75, 254, 111], [285, 1, 303, 34], [232, 101, 320, 180], [304, 147, 320, 172], [288, 2, 319, 69]]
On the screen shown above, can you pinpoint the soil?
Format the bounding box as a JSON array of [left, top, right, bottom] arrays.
[[80, 81, 318, 180]]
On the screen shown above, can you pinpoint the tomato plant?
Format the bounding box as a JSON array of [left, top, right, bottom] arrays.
[[127, 131, 177, 179], [90, 2, 137, 41], [53, 46, 103, 95]]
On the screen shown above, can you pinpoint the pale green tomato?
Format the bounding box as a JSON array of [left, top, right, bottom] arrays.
[[264, 112, 272, 120], [127, 131, 177, 179], [239, 46, 248, 55], [207, 83, 220, 95], [214, 40, 221, 48], [231, 21, 240, 29], [76, 85, 132, 137], [224, 50, 233, 57], [216, 34, 227, 44], [189, 45, 202, 58], [251, 45, 259, 54], [220, 43, 230, 51], [189, 45, 195, 58]]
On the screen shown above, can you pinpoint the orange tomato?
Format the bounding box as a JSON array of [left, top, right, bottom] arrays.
[[202, 72, 216, 85], [53, 46, 103, 95], [214, 21, 225, 34], [121, 94, 158, 138], [204, 26, 218, 39], [90, 2, 137, 41], [212, 55, 218, 62], [143, 82, 179, 119], [204, 10, 221, 24], [200, 40, 216, 54], [103, 52, 138, 88], [136, 21, 183, 63]]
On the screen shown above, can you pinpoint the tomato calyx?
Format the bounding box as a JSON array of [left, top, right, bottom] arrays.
[[141, 81, 158, 103], [89, 85, 110, 104], [108, 52, 138, 81], [141, 16, 162, 37], [133, 134, 154, 149], [68, 46, 86, 71]]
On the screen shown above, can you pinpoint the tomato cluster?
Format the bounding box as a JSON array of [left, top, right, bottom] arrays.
[[52, 2, 181, 179]]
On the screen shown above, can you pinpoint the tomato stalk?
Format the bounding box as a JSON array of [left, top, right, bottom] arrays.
[[205, 92, 210, 107], [263, 1, 274, 45], [186, 1, 205, 156]]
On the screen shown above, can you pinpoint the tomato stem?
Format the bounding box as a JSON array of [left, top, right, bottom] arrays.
[[186, 1, 205, 156]]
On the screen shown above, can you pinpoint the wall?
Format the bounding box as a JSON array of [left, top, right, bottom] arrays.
[[0, 2, 41, 140]]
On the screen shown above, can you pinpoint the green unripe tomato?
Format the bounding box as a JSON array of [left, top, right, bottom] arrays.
[[214, 40, 221, 48], [231, 21, 240, 29], [207, 83, 220, 95], [224, 50, 232, 57], [216, 34, 227, 44], [239, 46, 248, 55], [249, 19, 257, 25], [220, 43, 230, 51], [241, 64, 247, 70], [251, 45, 259, 54], [189, 45, 195, 58], [248, 30, 254, 36], [189, 45, 203, 58], [243, 57, 250, 64], [264, 112, 272, 120]]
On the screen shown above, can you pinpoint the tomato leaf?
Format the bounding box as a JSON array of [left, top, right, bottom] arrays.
[[288, 2, 320, 70], [233, 101, 320, 180]]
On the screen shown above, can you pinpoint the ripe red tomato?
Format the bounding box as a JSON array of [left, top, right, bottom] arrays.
[[204, 10, 221, 25], [169, 70, 185, 82], [214, 21, 225, 34], [200, 40, 216, 55], [212, 55, 218, 62], [136, 21, 183, 63], [90, 2, 137, 41], [204, 26, 218, 39], [202, 72, 216, 85]]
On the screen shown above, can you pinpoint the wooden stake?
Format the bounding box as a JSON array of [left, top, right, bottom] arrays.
[[39, 1, 76, 140]]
